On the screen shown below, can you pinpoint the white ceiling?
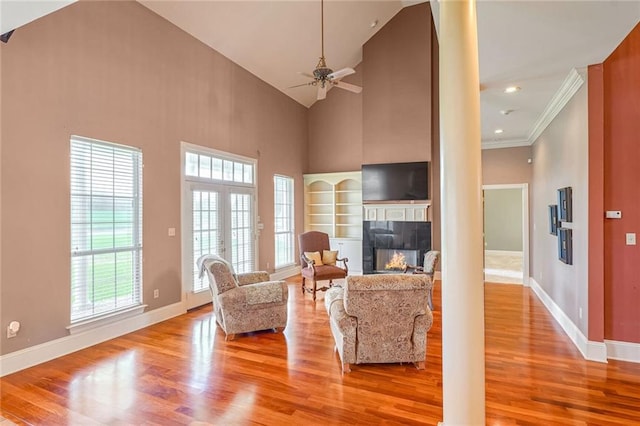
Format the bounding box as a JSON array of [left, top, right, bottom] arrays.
[[3, 1, 640, 148]]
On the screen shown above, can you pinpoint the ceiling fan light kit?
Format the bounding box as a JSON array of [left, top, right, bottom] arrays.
[[289, 0, 363, 101]]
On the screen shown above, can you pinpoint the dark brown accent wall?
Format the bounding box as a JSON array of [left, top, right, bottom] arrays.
[[0, 1, 307, 355], [601, 22, 640, 343], [362, 3, 433, 164]]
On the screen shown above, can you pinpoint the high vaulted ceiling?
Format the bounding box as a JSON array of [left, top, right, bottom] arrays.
[[3, 1, 640, 148]]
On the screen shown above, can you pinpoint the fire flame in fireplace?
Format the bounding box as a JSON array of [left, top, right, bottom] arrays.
[[385, 251, 407, 271]]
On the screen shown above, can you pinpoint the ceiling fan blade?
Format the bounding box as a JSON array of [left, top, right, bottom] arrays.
[[317, 84, 327, 100], [299, 72, 316, 79], [288, 82, 312, 89], [333, 81, 362, 94], [328, 67, 355, 80]]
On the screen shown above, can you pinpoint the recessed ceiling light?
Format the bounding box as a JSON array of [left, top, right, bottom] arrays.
[[370, 19, 379, 29], [500, 109, 514, 115], [504, 86, 520, 94], [494, 129, 504, 134]]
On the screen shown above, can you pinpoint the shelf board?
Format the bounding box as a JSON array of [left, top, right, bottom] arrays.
[[308, 213, 333, 216], [336, 203, 361, 206], [307, 190, 333, 194], [335, 190, 361, 193], [308, 203, 333, 206]]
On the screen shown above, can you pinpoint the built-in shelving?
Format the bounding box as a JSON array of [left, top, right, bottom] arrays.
[[303, 171, 363, 273]]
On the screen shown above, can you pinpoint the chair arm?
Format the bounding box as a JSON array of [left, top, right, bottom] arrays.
[[300, 253, 318, 273], [336, 257, 349, 273], [237, 271, 271, 286], [218, 280, 288, 309]]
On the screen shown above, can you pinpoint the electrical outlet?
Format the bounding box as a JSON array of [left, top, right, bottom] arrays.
[[7, 321, 20, 339], [626, 233, 636, 245], [153, 289, 159, 299]]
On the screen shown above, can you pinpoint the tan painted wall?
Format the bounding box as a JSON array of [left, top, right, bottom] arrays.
[[307, 65, 362, 173], [0, 1, 307, 355], [482, 146, 532, 185], [362, 3, 432, 164]]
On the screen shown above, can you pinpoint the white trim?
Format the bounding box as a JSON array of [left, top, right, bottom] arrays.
[[481, 138, 530, 150], [527, 68, 585, 145], [605, 340, 640, 363], [271, 265, 301, 281], [484, 249, 523, 256], [0, 302, 185, 377], [529, 278, 607, 363], [67, 304, 147, 334]]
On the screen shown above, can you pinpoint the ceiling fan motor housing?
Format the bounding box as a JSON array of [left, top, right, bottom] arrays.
[[313, 66, 334, 81]]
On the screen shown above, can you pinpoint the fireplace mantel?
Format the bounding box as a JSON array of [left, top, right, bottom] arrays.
[[363, 203, 430, 222]]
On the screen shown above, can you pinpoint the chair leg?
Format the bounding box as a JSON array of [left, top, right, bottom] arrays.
[[427, 288, 434, 311], [301, 277, 306, 295], [225, 334, 236, 341], [312, 280, 317, 301], [342, 363, 351, 373], [414, 361, 425, 370], [274, 327, 285, 333]]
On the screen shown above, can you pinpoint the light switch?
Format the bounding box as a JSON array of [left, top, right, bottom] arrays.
[[168, 227, 176, 237], [606, 211, 622, 219], [626, 233, 636, 245]]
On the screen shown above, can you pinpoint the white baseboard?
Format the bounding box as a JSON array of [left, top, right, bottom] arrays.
[[0, 302, 185, 377], [271, 265, 301, 280], [529, 278, 607, 363], [485, 250, 523, 256], [605, 339, 640, 363]]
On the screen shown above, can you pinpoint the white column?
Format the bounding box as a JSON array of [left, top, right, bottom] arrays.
[[438, 0, 485, 425]]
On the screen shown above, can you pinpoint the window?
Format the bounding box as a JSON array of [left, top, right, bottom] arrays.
[[70, 136, 143, 323], [185, 151, 253, 184], [274, 175, 294, 268]]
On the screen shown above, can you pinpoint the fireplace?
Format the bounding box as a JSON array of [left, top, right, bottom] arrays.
[[375, 248, 420, 273], [363, 221, 431, 274]]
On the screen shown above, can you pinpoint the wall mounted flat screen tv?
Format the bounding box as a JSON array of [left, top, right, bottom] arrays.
[[361, 161, 429, 202]]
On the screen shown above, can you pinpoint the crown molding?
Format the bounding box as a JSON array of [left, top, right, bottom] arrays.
[[481, 138, 530, 150], [527, 68, 585, 145]]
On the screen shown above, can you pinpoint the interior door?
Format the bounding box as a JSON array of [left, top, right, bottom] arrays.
[[186, 184, 256, 309]]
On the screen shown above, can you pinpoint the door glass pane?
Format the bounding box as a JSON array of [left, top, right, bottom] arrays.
[[229, 193, 253, 273], [192, 190, 220, 292]]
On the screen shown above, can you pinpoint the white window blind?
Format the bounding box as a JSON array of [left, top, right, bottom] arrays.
[[70, 136, 143, 323], [274, 175, 294, 268]]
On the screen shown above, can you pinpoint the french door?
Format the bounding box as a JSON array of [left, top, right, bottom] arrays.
[[185, 183, 256, 309]]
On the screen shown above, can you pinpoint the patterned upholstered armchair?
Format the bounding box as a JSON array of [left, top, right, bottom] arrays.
[[324, 274, 433, 373], [413, 250, 440, 310], [197, 254, 288, 340]]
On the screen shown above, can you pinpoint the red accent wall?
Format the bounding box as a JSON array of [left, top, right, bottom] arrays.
[[602, 22, 640, 342]]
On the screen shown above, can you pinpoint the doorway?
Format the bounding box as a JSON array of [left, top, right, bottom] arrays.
[[181, 143, 257, 310], [483, 184, 529, 285]]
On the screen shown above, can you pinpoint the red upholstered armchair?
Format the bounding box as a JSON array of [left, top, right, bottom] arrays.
[[298, 231, 348, 301]]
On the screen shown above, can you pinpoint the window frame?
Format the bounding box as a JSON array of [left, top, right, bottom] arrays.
[[69, 135, 143, 326], [274, 174, 295, 269]]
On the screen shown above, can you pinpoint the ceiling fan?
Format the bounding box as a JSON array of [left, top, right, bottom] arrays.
[[289, 0, 363, 101]]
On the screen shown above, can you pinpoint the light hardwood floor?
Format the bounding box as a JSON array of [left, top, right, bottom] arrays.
[[1, 278, 640, 425]]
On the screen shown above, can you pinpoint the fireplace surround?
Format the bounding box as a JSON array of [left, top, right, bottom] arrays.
[[363, 220, 432, 274]]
